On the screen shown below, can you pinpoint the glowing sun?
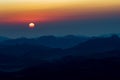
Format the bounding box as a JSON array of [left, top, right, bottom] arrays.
[[29, 23, 35, 28]]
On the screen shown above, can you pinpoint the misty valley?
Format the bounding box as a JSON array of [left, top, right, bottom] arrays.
[[0, 0, 120, 80], [0, 35, 120, 79]]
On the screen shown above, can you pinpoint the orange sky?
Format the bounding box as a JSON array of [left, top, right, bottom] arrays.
[[0, 0, 120, 23]]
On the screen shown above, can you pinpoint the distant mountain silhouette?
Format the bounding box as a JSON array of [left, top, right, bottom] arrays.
[[0, 35, 120, 79], [0, 36, 9, 42], [66, 35, 120, 56], [0, 35, 89, 49]]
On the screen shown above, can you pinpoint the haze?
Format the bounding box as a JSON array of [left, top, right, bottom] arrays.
[[0, 0, 120, 38]]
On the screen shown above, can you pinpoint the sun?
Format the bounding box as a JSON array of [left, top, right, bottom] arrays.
[[29, 23, 35, 28]]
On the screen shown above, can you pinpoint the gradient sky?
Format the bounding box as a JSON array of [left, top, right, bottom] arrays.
[[0, 0, 120, 38]]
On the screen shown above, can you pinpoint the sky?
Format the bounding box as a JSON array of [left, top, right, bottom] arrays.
[[0, 0, 120, 38]]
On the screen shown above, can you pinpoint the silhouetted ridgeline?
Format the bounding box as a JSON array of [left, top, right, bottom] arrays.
[[0, 35, 120, 79], [0, 35, 89, 49], [0, 36, 9, 42]]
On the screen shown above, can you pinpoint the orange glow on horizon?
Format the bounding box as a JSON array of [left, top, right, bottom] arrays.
[[0, 0, 120, 23]]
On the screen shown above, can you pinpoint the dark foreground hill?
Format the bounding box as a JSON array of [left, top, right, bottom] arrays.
[[0, 50, 120, 80], [0, 35, 120, 79]]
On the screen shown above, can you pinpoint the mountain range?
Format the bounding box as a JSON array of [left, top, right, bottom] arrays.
[[0, 35, 120, 79], [0, 35, 89, 49]]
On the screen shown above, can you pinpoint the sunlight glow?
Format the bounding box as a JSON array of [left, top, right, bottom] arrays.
[[0, 0, 120, 23], [29, 23, 35, 28]]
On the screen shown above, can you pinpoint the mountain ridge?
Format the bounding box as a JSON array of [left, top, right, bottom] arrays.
[[0, 35, 90, 49]]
